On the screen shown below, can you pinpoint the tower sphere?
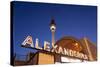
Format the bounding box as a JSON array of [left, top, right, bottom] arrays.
[[50, 19, 56, 32]]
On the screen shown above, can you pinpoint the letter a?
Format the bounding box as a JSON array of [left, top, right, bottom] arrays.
[[22, 36, 34, 47]]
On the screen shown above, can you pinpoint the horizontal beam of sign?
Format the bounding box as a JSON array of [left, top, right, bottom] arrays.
[[21, 45, 88, 61]]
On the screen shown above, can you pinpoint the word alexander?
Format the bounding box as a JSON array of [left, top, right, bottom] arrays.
[[22, 36, 88, 60]]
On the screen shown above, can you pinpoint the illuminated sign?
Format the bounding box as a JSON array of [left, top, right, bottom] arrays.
[[22, 36, 88, 60]]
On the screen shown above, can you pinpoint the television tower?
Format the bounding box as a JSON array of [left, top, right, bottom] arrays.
[[50, 18, 56, 48]]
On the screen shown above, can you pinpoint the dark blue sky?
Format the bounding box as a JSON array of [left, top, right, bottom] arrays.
[[12, 1, 97, 55]]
